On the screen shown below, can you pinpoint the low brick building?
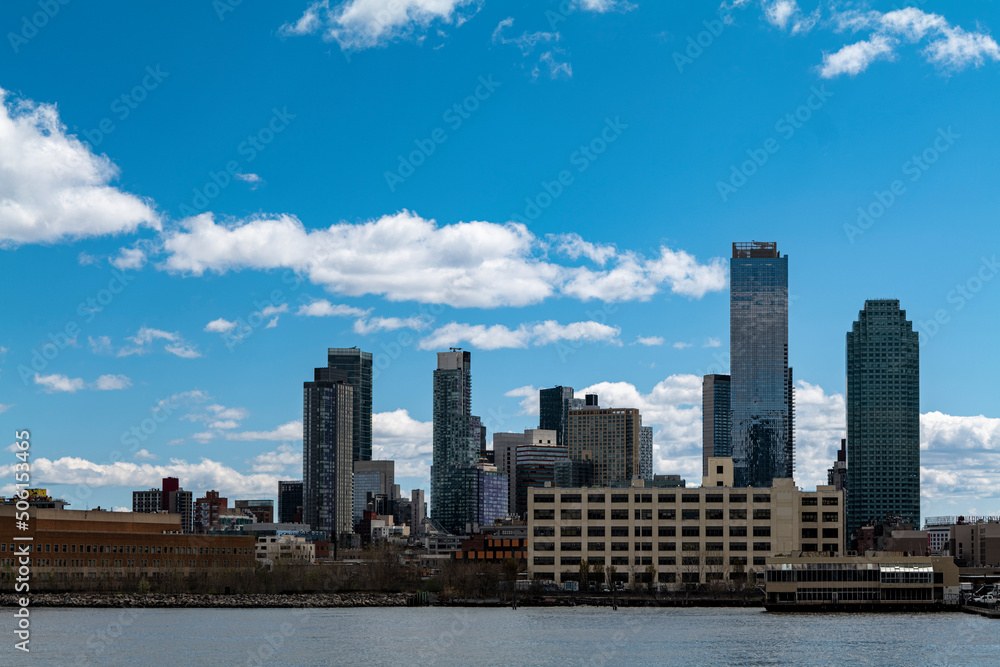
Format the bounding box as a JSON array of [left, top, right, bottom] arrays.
[[0, 506, 256, 587]]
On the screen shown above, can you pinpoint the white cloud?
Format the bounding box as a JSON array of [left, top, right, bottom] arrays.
[[161, 211, 728, 308], [821, 7, 999, 77], [92, 374, 132, 391], [260, 303, 288, 317], [34, 373, 85, 393], [0, 87, 159, 245], [133, 448, 156, 461], [372, 409, 432, 476], [672, 341, 692, 350], [548, 233, 616, 266], [418, 319, 621, 350], [250, 443, 302, 473], [88, 335, 113, 355], [164, 343, 202, 359], [109, 245, 148, 271], [763, 0, 798, 30], [353, 315, 431, 335], [0, 456, 282, 498], [575, 0, 635, 12], [205, 318, 238, 333], [635, 336, 664, 346], [539, 51, 573, 79], [78, 252, 99, 266], [0, 404, 12, 414], [226, 420, 302, 442], [280, 0, 481, 50], [820, 35, 897, 77], [235, 173, 263, 189], [703, 337, 722, 348], [492, 17, 559, 56], [504, 385, 539, 416], [297, 299, 371, 318]]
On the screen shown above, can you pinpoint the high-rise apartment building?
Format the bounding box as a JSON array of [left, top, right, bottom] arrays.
[[326, 348, 373, 462], [132, 477, 193, 533], [702, 374, 731, 477], [539, 386, 576, 447], [303, 367, 355, 543], [411, 489, 426, 537], [640, 425, 653, 481], [567, 400, 642, 486], [515, 441, 569, 515], [431, 350, 486, 533], [234, 499, 274, 524], [730, 242, 793, 487], [195, 490, 228, 533], [278, 480, 303, 524], [846, 299, 919, 539]]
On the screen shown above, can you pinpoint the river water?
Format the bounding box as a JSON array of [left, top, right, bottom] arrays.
[[5, 607, 998, 665]]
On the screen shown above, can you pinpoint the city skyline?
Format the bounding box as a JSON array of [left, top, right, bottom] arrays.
[[2, 2, 1000, 522]]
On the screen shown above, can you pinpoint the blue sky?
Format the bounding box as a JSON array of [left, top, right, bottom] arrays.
[[1, 0, 999, 521]]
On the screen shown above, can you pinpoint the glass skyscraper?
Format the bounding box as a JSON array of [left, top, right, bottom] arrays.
[[303, 367, 354, 543], [846, 299, 920, 538], [431, 350, 486, 533], [327, 347, 373, 462], [702, 374, 731, 477], [539, 386, 575, 447], [730, 242, 793, 487], [639, 425, 653, 481]]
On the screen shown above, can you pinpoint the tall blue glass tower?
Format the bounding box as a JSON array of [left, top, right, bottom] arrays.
[[846, 299, 920, 538], [730, 242, 794, 487]]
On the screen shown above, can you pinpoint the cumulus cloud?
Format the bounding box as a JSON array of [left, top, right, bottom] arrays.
[[92, 374, 132, 391], [0, 404, 11, 414], [133, 448, 156, 461], [250, 443, 302, 473], [226, 420, 302, 442], [296, 299, 371, 318], [635, 336, 664, 346], [820, 34, 897, 77], [0, 87, 159, 245], [160, 211, 728, 308], [492, 17, 559, 56], [235, 173, 263, 189], [672, 341, 692, 350], [703, 337, 722, 348], [504, 385, 539, 416], [205, 318, 237, 333], [117, 326, 201, 358], [418, 319, 621, 350], [0, 456, 282, 498], [354, 315, 431, 335], [109, 245, 148, 271], [34, 373, 86, 393], [372, 409, 432, 477], [279, 0, 481, 50]]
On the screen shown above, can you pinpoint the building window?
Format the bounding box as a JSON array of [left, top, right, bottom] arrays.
[[658, 527, 676, 537], [534, 509, 554, 520], [681, 526, 700, 537], [658, 542, 676, 551], [752, 494, 771, 503], [561, 526, 582, 537], [610, 494, 629, 503], [610, 510, 629, 521], [587, 526, 606, 537], [658, 557, 676, 567], [802, 512, 818, 522], [801, 497, 818, 506], [822, 513, 839, 523], [534, 526, 555, 537], [561, 509, 581, 520], [705, 509, 724, 520], [730, 509, 747, 520], [588, 509, 605, 520], [658, 509, 676, 520], [705, 494, 723, 503], [657, 494, 676, 503], [535, 494, 555, 504], [752, 526, 771, 537], [729, 494, 746, 503], [729, 542, 747, 551], [587, 494, 605, 503], [634, 509, 652, 521], [560, 494, 582, 504], [822, 497, 839, 506], [588, 542, 606, 551], [682, 494, 700, 503], [682, 542, 700, 552], [752, 542, 771, 551], [681, 509, 700, 521], [533, 556, 555, 565], [753, 509, 771, 520], [822, 528, 839, 539], [802, 528, 818, 539]]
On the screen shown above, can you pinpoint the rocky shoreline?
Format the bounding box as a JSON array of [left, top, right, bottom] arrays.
[[0, 592, 412, 608]]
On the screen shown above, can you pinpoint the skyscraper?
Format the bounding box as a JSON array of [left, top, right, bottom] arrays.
[[303, 367, 354, 543], [730, 241, 793, 487], [326, 347, 373, 462], [702, 374, 731, 477], [639, 425, 653, 481], [567, 398, 642, 486], [431, 350, 486, 533], [539, 386, 576, 447], [846, 299, 919, 539], [278, 480, 303, 524]]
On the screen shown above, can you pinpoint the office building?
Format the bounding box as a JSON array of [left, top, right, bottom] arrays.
[[278, 480, 303, 524], [494, 429, 558, 514], [640, 425, 653, 481], [527, 463, 843, 588], [411, 489, 426, 537], [353, 469, 383, 526], [566, 399, 642, 486], [827, 439, 847, 492], [326, 347, 373, 462], [765, 553, 959, 607], [539, 386, 576, 447], [354, 460, 395, 498], [846, 299, 919, 539], [702, 374, 731, 477], [431, 350, 485, 533], [515, 443, 569, 516], [234, 499, 274, 524], [303, 366, 355, 543], [730, 241, 793, 487]]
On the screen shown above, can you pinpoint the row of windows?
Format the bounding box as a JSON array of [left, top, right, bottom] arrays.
[[535, 493, 793, 504], [0, 543, 249, 555], [534, 556, 768, 568], [533, 508, 810, 521], [534, 541, 774, 552]]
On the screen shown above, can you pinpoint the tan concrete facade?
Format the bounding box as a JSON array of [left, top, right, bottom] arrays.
[[527, 478, 843, 588], [765, 552, 960, 606]]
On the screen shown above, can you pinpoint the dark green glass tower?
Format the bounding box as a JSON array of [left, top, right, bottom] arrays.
[[846, 299, 920, 539]]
